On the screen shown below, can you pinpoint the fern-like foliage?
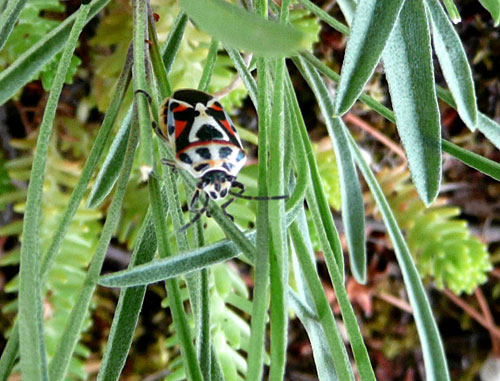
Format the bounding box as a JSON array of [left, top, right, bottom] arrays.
[[0, 0, 81, 91], [162, 263, 257, 380], [369, 167, 492, 295], [88, 0, 320, 112], [0, 123, 102, 379]]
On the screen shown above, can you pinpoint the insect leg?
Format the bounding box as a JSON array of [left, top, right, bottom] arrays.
[[231, 181, 245, 196], [179, 190, 210, 233], [189, 189, 201, 212], [160, 158, 178, 173], [221, 197, 235, 222]]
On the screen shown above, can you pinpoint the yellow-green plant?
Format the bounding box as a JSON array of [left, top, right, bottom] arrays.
[[1, 0, 500, 380], [0, 131, 102, 379], [369, 167, 491, 294]]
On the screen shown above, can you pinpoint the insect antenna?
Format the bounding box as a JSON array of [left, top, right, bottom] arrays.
[[228, 181, 288, 201], [228, 191, 288, 201]]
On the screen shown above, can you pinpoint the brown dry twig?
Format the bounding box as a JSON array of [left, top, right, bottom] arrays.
[[344, 112, 406, 160], [443, 288, 500, 342]]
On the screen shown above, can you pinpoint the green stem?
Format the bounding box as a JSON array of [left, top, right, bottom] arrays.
[[18, 4, 91, 380], [48, 103, 139, 381], [133, 0, 153, 174], [148, 175, 204, 381]]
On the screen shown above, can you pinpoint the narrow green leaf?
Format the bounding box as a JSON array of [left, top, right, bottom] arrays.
[[48, 107, 139, 381], [336, 0, 356, 23], [382, 0, 441, 205], [97, 209, 157, 380], [0, 322, 19, 381], [0, 42, 133, 380], [424, 0, 477, 129], [0, 0, 110, 106], [133, 0, 153, 174], [289, 210, 338, 381], [148, 175, 204, 381], [290, 221, 354, 381], [296, 56, 367, 284], [87, 108, 132, 208], [0, 0, 26, 51], [436, 87, 500, 151], [147, 9, 172, 97], [161, 11, 188, 75], [346, 131, 450, 381], [476, 112, 500, 151], [19, 4, 91, 380], [288, 291, 339, 381], [268, 5, 289, 378], [304, 51, 500, 190], [198, 39, 219, 92], [442, 0, 461, 23], [180, 0, 304, 57], [295, 0, 349, 35], [285, 72, 344, 279], [478, 0, 500, 25], [333, 0, 405, 116], [225, 47, 257, 106], [98, 230, 255, 288], [246, 55, 270, 381], [41, 44, 133, 282], [442, 140, 500, 182]]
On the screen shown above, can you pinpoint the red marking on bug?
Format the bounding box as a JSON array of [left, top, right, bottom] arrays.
[[210, 104, 223, 111], [175, 120, 188, 138], [221, 119, 235, 136], [153, 13, 160, 22], [173, 105, 188, 113]]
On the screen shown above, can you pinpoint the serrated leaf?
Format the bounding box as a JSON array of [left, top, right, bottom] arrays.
[[424, 0, 477, 129], [333, 0, 405, 116], [382, 0, 441, 205], [478, 0, 500, 25], [180, 0, 304, 57]]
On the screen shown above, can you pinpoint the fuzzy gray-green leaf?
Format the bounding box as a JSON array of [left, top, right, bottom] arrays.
[[476, 112, 500, 151], [0, 0, 110, 106], [19, 4, 91, 380], [99, 231, 255, 288], [180, 0, 304, 57], [425, 0, 477, 129], [87, 109, 132, 208], [297, 56, 366, 284], [382, 0, 441, 205], [0, 0, 27, 51], [333, 0, 405, 116], [347, 132, 450, 381], [97, 210, 157, 380], [478, 0, 500, 25]]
